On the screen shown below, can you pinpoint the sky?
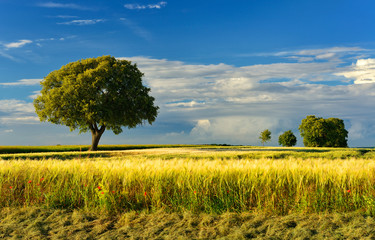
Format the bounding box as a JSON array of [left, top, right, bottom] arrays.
[[1, 0, 375, 147]]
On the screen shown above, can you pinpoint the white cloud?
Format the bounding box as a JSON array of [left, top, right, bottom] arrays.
[[0, 99, 35, 113], [4, 40, 32, 49], [37, 2, 92, 10], [295, 47, 364, 56], [58, 19, 105, 25], [4, 129, 13, 133], [0, 99, 39, 125], [0, 79, 42, 86], [249, 47, 366, 63], [0, 116, 40, 124], [124, 1, 167, 10], [118, 53, 375, 146], [166, 100, 205, 108], [190, 120, 211, 139], [0, 50, 16, 61], [336, 58, 375, 84], [190, 117, 281, 144], [29, 91, 41, 99]]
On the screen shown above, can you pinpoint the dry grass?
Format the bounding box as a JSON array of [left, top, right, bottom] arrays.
[[1, 207, 375, 239]]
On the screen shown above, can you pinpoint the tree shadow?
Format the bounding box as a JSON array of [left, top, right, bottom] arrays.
[[0, 152, 113, 161]]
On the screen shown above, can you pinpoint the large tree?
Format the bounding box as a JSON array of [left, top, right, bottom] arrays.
[[34, 56, 159, 151], [298, 115, 348, 147]]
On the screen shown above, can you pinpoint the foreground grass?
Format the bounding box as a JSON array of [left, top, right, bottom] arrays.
[[1, 147, 375, 239], [0, 148, 375, 215], [1, 207, 375, 239]]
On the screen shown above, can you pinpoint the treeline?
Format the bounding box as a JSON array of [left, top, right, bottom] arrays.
[[260, 115, 348, 147]]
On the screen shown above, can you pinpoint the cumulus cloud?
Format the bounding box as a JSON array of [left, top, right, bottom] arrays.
[[336, 58, 375, 84], [190, 117, 282, 144], [190, 120, 211, 139], [4, 40, 32, 49], [124, 1, 167, 10]]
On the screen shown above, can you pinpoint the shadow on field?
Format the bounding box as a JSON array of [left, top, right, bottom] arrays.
[[198, 148, 331, 153], [0, 152, 113, 161], [1, 207, 375, 239]]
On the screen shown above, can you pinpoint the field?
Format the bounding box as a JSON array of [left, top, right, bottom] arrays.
[[1, 145, 375, 239]]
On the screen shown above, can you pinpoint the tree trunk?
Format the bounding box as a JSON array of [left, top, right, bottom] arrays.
[[89, 124, 105, 151]]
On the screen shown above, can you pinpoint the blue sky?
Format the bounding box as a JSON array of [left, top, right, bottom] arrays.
[[1, 0, 375, 146]]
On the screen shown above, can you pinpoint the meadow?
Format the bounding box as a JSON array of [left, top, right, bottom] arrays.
[[1, 145, 375, 239]]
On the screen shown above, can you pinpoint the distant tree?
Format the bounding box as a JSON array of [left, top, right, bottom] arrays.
[[34, 56, 159, 151], [298, 115, 348, 147], [259, 129, 272, 146], [278, 130, 297, 147]]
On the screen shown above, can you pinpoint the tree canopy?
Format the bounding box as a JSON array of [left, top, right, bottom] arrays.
[[259, 129, 272, 146], [34, 56, 159, 151], [278, 130, 297, 147], [298, 115, 348, 147]]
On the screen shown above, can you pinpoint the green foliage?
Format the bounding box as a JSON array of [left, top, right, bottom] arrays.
[[34, 56, 159, 150], [259, 129, 271, 146], [299, 115, 348, 147], [278, 130, 297, 147]]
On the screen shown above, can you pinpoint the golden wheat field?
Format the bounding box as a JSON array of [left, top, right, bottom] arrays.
[[0, 145, 375, 239]]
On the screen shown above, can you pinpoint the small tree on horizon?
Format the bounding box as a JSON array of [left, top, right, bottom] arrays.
[[259, 129, 272, 146], [34, 56, 159, 151], [278, 130, 297, 147]]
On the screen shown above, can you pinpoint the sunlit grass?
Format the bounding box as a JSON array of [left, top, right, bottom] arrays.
[[0, 148, 375, 215]]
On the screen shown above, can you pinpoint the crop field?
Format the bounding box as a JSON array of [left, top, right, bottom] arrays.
[[1, 145, 375, 239]]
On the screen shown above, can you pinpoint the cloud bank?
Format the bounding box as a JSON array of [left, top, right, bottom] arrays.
[[0, 47, 374, 146], [119, 49, 375, 146]]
